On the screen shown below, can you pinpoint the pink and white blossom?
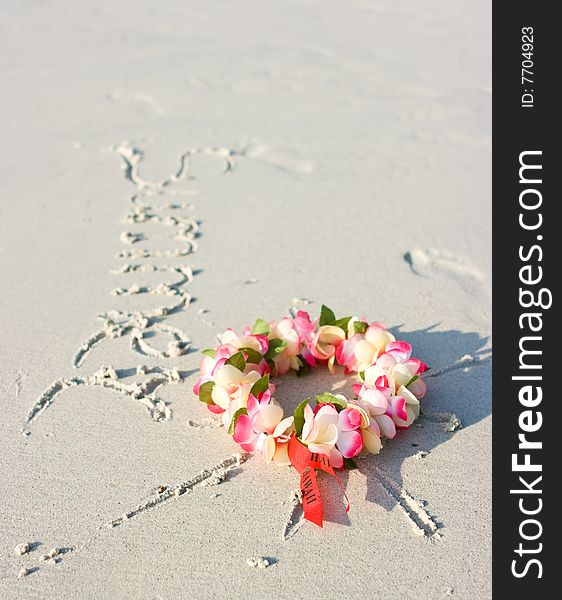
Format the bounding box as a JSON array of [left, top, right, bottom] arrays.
[[307, 325, 346, 371], [268, 317, 301, 375], [300, 403, 342, 466], [353, 382, 397, 439], [363, 349, 427, 401], [335, 333, 363, 372], [350, 322, 396, 371], [210, 364, 264, 426], [335, 405, 366, 460], [192, 344, 236, 396], [233, 398, 294, 465], [220, 327, 269, 355]]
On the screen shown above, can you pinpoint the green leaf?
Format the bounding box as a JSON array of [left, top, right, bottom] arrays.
[[293, 398, 310, 438], [358, 370, 365, 381], [202, 348, 216, 358], [343, 457, 358, 470], [296, 359, 310, 378], [250, 374, 269, 397], [198, 381, 215, 405], [405, 374, 419, 388], [266, 358, 276, 371], [240, 347, 263, 365], [228, 407, 248, 435], [225, 351, 246, 371], [353, 321, 368, 334], [331, 316, 352, 333], [315, 392, 347, 412], [264, 338, 288, 359], [251, 318, 269, 336], [319, 304, 336, 327]]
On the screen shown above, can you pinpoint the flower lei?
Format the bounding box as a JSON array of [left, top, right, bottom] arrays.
[[193, 305, 428, 526]]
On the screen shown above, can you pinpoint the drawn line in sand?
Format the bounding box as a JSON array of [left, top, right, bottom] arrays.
[[27, 142, 238, 433], [282, 490, 304, 540], [427, 354, 490, 379], [105, 452, 250, 528], [187, 417, 224, 429], [14, 456, 249, 570], [372, 466, 442, 540], [27, 141, 314, 434], [281, 469, 442, 541], [425, 412, 463, 433], [22, 365, 183, 434], [112, 142, 237, 190], [113, 140, 313, 190]]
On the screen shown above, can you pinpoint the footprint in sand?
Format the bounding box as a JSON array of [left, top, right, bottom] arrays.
[[404, 248, 488, 298]]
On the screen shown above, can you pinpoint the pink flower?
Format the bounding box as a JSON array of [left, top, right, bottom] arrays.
[[210, 364, 264, 426], [385, 341, 413, 362], [220, 327, 268, 355], [350, 322, 396, 371], [335, 333, 363, 372], [233, 399, 294, 465], [268, 317, 301, 375], [300, 403, 342, 466], [292, 311, 347, 369], [292, 311, 319, 367], [364, 349, 427, 401], [192, 344, 236, 396], [300, 399, 382, 468], [353, 379, 397, 439], [385, 395, 412, 428], [345, 400, 383, 455], [335, 406, 365, 460], [307, 325, 346, 371], [292, 310, 315, 339], [360, 365, 421, 429]]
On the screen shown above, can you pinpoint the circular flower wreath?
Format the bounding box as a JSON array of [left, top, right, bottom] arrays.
[[193, 305, 428, 472]]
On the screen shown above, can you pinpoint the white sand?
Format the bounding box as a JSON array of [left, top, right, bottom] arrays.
[[0, 1, 491, 598]]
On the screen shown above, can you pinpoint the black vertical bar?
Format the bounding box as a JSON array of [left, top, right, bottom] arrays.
[[493, 2, 555, 595]]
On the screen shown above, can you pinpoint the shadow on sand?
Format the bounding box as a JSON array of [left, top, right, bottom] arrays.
[[274, 324, 492, 533]]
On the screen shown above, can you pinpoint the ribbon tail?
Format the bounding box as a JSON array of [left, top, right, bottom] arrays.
[[289, 437, 351, 525], [308, 451, 351, 514], [300, 467, 323, 527]]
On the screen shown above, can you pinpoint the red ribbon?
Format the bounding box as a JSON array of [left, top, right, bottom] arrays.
[[288, 434, 350, 527]]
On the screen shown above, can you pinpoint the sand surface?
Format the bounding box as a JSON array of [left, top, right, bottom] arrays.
[[0, 1, 491, 598]]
